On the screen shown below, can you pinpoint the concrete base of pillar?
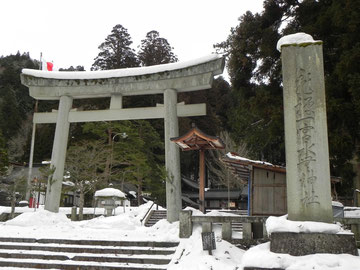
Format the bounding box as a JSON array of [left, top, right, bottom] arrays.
[[270, 232, 359, 256]]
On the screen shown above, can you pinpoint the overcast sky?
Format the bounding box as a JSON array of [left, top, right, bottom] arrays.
[[0, 0, 264, 71]]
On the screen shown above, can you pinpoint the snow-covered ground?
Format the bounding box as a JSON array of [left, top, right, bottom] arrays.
[[0, 203, 359, 270]]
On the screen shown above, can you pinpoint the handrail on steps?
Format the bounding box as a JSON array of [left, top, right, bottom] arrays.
[[140, 202, 156, 225]]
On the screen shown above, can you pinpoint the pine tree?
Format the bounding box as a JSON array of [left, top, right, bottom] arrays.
[[138, 30, 178, 66], [92, 24, 139, 70]]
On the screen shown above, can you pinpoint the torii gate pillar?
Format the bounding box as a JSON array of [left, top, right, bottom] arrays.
[[45, 95, 73, 212], [164, 89, 181, 222]]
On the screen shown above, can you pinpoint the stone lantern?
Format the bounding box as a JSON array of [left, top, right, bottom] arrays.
[[94, 187, 126, 216]]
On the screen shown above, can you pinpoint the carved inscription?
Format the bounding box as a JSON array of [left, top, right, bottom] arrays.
[[295, 68, 319, 205]]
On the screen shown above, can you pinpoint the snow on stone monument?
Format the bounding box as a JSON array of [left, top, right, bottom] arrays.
[[278, 33, 333, 223]]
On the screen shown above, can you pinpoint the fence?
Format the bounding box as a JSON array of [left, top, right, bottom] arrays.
[[179, 210, 360, 246]]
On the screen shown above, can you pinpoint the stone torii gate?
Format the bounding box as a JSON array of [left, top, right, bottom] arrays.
[[21, 54, 225, 222]]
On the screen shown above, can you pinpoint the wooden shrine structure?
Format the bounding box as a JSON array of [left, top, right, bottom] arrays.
[[171, 125, 225, 213]]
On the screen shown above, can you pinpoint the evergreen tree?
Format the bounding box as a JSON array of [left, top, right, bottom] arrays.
[[92, 24, 139, 70], [215, 2, 286, 163], [0, 52, 38, 164], [82, 120, 166, 206], [138, 30, 178, 66], [59, 65, 85, 71], [0, 52, 37, 142], [216, 0, 360, 195], [0, 131, 8, 176]]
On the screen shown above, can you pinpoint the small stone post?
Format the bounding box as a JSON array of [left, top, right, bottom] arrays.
[[222, 222, 232, 241], [279, 33, 333, 223], [179, 210, 193, 238], [71, 206, 77, 221]]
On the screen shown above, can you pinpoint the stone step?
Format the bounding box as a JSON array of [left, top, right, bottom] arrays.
[[0, 237, 178, 270], [232, 222, 243, 231], [0, 258, 167, 269], [148, 214, 166, 217], [147, 217, 166, 221], [149, 215, 166, 219], [0, 250, 172, 264], [0, 237, 178, 247], [144, 210, 167, 227], [212, 222, 243, 232], [0, 243, 175, 255]]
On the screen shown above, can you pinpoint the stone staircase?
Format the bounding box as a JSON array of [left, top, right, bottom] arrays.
[[215, 210, 248, 233], [144, 209, 245, 232], [144, 210, 167, 227], [0, 237, 179, 269], [231, 222, 243, 232]]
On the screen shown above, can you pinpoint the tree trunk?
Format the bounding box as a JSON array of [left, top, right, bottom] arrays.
[[79, 189, 84, 221], [10, 191, 16, 219], [351, 153, 360, 206], [104, 127, 112, 184], [137, 179, 142, 206]]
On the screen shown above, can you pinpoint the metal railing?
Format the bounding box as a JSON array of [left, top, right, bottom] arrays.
[[140, 202, 156, 225]]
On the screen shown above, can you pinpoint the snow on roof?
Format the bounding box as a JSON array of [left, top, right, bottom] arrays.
[[332, 201, 344, 208], [18, 200, 29, 204], [22, 54, 222, 80], [94, 187, 126, 198], [62, 181, 75, 187], [276, 32, 321, 52], [129, 191, 137, 198], [226, 152, 273, 166]]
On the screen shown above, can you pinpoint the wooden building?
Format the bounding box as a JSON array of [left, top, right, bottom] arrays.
[[222, 152, 343, 216], [181, 175, 247, 210], [222, 152, 287, 216]]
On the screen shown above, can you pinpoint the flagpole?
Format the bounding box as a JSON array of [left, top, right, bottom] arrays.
[[40, 52, 43, 70], [25, 53, 41, 202]]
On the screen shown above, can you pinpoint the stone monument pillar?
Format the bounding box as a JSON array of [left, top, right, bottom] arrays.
[[279, 33, 333, 223], [164, 89, 182, 222], [45, 95, 73, 212]]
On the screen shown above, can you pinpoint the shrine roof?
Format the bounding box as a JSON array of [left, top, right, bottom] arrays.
[[171, 126, 225, 151]]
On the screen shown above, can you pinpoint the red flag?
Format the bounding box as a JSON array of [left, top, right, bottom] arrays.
[[46, 62, 53, 71], [42, 59, 53, 71]]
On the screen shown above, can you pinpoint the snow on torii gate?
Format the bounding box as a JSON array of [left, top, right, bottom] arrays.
[[21, 54, 225, 222]]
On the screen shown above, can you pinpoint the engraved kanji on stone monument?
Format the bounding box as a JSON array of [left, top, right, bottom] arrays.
[[295, 68, 319, 206]]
